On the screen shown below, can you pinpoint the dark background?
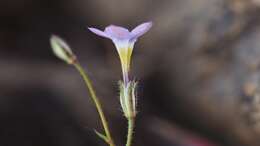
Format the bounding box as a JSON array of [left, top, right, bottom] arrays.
[[1, 0, 260, 145]]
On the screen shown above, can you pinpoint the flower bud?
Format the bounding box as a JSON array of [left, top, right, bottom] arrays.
[[50, 35, 76, 64]]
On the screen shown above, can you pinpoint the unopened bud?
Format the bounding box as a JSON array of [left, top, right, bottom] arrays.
[[50, 35, 76, 64]]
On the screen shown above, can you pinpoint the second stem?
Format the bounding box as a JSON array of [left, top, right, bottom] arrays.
[[74, 62, 115, 146]]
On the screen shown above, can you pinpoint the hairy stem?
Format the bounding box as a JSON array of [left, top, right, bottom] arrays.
[[126, 117, 135, 146], [73, 62, 115, 146]]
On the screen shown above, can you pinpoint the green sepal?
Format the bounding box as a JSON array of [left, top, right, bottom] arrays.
[[119, 80, 138, 118]]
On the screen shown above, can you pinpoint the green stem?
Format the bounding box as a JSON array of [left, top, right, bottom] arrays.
[[73, 62, 115, 146], [126, 118, 135, 146]]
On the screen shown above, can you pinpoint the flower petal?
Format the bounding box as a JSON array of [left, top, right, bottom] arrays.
[[131, 22, 153, 38], [88, 27, 110, 39], [104, 25, 132, 40]]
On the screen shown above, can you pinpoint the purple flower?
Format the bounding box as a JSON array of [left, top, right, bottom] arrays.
[[88, 22, 152, 83]]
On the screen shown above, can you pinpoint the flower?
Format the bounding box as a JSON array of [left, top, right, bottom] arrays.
[[88, 22, 152, 83]]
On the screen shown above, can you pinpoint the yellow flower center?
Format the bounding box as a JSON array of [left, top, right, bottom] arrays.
[[118, 47, 133, 76]]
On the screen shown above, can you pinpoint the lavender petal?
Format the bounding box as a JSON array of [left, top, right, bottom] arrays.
[[131, 22, 153, 38], [104, 25, 131, 39], [88, 27, 110, 38]]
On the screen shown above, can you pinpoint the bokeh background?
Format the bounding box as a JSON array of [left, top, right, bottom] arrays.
[[2, 0, 260, 145]]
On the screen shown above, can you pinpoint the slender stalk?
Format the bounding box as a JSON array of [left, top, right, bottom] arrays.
[[126, 117, 135, 146], [73, 61, 115, 146]]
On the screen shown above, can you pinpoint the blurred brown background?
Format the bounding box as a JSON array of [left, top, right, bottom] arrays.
[[1, 0, 260, 146]]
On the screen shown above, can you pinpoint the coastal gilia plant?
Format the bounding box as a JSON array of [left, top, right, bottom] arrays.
[[50, 21, 152, 146]]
